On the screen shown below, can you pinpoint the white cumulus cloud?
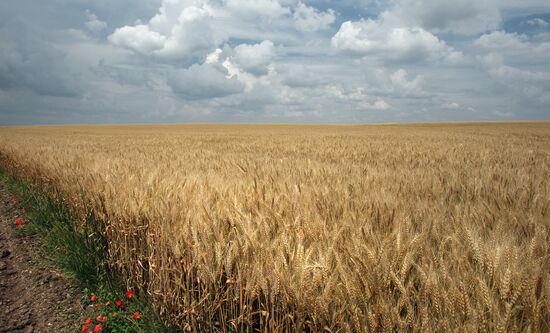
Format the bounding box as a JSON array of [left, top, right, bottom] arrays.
[[108, 25, 166, 54], [475, 31, 529, 51], [331, 18, 461, 64], [232, 40, 276, 76], [475, 30, 550, 58], [109, 1, 219, 61]]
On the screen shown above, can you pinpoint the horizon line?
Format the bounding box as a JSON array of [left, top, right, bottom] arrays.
[[2, 119, 550, 127]]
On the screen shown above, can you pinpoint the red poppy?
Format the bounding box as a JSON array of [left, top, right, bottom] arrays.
[[126, 290, 134, 298], [15, 217, 24, 227], [116, 299, 124, 308], [82, 324, 89, 332], [133, 312, 141, 319], [90, 295, 97, 302], [96, 315, 102, 322], [112, 312, 117, 317], [84, 318, 92, 325], [93, 324, 103, 332]]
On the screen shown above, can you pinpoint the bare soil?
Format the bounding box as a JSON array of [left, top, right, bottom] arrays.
[[0, 182, 82, 333]]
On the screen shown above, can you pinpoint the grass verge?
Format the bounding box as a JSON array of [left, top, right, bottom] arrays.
[[0, 167, 176, 333]]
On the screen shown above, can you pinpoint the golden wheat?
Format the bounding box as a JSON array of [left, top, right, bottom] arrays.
[[0, 123, 549, 332]]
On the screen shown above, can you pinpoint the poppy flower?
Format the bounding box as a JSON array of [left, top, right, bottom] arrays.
[[126, 290, 134, 298], [15, 217, 24, 227], [82, 324, 89, 332], [133, 312, 141, 319], [84, 318, 92, 325], [96, 315, 102, 321], [90, 295, 97, 302], [112, 312, 117, 317], [93, 324, 103, 332], [116, 299, 124, 308]]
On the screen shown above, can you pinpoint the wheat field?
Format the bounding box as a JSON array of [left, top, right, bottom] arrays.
[[0, 123, 549, 332]]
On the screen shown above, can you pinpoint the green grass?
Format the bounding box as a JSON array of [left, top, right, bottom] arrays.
[[0, 168, 176, 333]]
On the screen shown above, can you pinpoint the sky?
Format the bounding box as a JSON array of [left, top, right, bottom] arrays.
[[0, 0, 549, 124]]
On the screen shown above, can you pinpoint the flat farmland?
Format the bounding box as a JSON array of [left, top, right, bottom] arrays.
[[0, 123, 549, 332]]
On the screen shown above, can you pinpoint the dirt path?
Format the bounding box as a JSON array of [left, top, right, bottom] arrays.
[[0, 182, 82, 333]]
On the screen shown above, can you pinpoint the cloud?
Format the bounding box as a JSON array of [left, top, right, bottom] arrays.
[[475, 30, 550, 55], [527, 18, 549, 27], [107, 0, 300, 62], [331, 19, 461, 64], [90, 60, 154, 87], [388, 0, 501, 35], [293, 2, 336, 32], [84, 10, 107, 33], [167, 61, 244, 100], [226, 0, 290, 18], [475, 31, 550, 107], [231, 40, 276, 76], [489, 65, 550, 83], [324, 84, 394, 113], [109, 2, 218, 61], [0, 24, 81, 98], [389, 69, 426, 97], [369, 99, 391, 110], [281, 67, 331, 88], [475, 31, 529, 50], [108, 25, 166, 54], [441, 102, 461, 110]]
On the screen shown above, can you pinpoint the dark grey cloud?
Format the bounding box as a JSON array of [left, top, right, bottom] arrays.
[[0, 19, 82, 97], [90, 60, 154, 87], [280, 69, 332, 88], [167, 63, 244, 100]]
